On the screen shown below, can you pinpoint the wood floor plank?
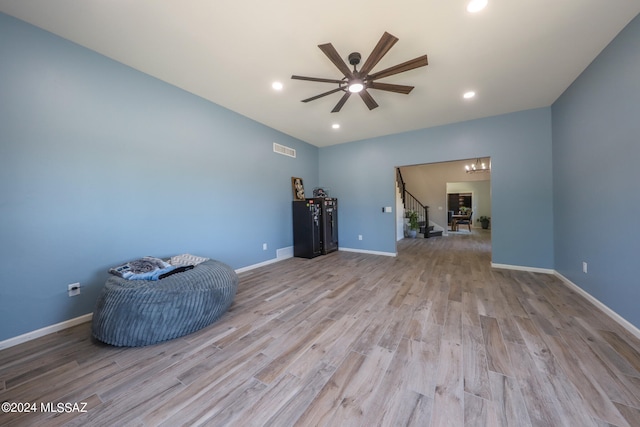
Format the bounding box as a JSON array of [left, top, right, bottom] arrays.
[[542, 334, 631, 426], [462, 291, 481, 328], [292, 350, 366, 426], [613, 401, 640, 427], [569, 315, 640, 379], [559, 329, 640, 408], [2, 230, 640, 426], [378, 301, 413, 351], [428, 289, 449, 326], [599, 329, 640, 374], [359, 334, 429, 426], [157, 352, 271, 426], [475, 287, 498, 318], [464, 392, 501, 427], [494, 276, 529, 318], [195, 377, 268, 426], [242, 373, 302, 426], [286, 311, 364, 378], [545, 368, 606, 427], [431, 338, 464, 427], [505, 342, 566, 426], [384, 390, 433, 427], [443, 300, 463, 343], [496, 315, 526, 345], [518, 297, 560, 337], [463, 324, 492, 400], [400, 336, 441, 396], [488, 371, 533, 427], [403, 298, 434, 341], [351, 305, 396, 355], [326, 345, 394, 425], [620, 374, 640, 407], [262, 363, 336, 426], [402, 274, 428, 308], [255, 317, 334, 384], [480, 315, 513, 377], [514, 316, 562, 377]]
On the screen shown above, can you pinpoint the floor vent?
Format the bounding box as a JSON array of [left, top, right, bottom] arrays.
[[273, 142, 296, 158]]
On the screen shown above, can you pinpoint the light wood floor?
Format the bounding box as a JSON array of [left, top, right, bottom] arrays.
[[2, 231, 640, 426]]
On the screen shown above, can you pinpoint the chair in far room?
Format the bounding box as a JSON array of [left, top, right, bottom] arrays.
[[455, 211, 473, 231]]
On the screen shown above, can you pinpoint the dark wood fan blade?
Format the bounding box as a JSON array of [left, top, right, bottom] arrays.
[[369, 82, 414, 94], [359, 32, 399, 76], [368, 55, 428, 80], [318, 43, 353, 78], [331, 92, 351, 113], [359, 90, 379, 110], [302, 87, 344, 103], [292, 75, 345, 84]]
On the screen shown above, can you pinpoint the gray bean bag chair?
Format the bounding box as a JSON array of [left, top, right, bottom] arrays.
[[92, 259, 238, 347]]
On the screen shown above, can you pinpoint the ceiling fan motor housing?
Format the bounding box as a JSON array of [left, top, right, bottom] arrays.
[[348, 52, 361, 66]]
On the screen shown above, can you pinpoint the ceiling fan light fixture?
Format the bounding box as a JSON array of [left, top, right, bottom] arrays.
[[272, 81, 284, 91], [348, 80, 364, 93], [463, 91, 476, 99], [467, 0, 488, 13]]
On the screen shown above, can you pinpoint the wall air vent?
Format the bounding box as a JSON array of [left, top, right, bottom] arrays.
[[273, 142, 296, 158]]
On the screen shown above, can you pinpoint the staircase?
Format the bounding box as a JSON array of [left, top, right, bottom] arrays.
[[397, 168, 442, 238]]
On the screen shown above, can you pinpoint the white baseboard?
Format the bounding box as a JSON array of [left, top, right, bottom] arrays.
[[235, 246, 293, 274], [554, 272, 640, 341], [235, 256, 285, 274], [0, 313, 93, 350], [491, 262, 555, 274], [339, 247, 397, 257]]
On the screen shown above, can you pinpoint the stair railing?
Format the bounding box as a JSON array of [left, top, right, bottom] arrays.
[[396, 168, 431, 236], [396, 168, 406, 205], [404, 190, 429, 225]]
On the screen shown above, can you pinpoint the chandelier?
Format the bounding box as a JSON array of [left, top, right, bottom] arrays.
[[465, 158, 490, 173]]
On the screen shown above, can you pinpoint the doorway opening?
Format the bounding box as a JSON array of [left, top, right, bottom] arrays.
[[395, 157, 491, 242]]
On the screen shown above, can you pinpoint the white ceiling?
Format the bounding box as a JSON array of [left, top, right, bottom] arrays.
[[1, 1, 639, 147]]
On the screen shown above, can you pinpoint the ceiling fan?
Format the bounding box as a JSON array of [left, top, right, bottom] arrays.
[[292, 32, 428, 113]]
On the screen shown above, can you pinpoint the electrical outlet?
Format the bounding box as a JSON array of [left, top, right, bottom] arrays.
[[358, 235, 363, 241], [582, 262, 588, 274], [263, 243, 268, 250], [68, 282, 80, 297]]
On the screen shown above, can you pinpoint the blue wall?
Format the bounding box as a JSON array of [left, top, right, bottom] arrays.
[[0, 13, 319, 341], [552, 14, 640, 328], [319, 108, 554, 268]]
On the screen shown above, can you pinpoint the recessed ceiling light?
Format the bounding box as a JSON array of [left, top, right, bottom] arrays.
[[272, 81, 283, 91], [332, 124, 340, 129], [463, 91, 476, 99], [467, 0, 488, 13]]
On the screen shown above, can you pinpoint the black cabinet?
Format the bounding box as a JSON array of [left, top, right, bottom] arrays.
[[320, 198, 338, 254], [292, 198, 338, 258], [447, 193, 471, 214]]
